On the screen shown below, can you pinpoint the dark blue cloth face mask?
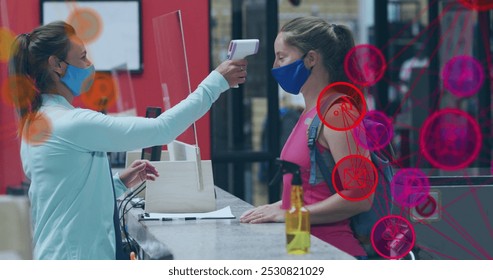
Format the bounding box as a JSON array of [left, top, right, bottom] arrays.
[[60, 61, 96, 97], [271, 57, 311, 95]]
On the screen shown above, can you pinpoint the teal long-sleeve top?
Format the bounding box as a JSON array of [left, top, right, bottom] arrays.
[[20, 71, 229, 259]]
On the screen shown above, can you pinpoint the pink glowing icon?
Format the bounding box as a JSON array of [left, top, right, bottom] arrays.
[[391, 168, 430, 208], [344, 44, 386, 87], [442, 55, 484, 98], [420, 108, 482, 170], [353, 110, 394, 152], [371, 215, 415, 260]]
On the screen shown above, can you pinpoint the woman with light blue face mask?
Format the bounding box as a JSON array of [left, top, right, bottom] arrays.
[[240, 17, 373, 259], [9, 21, 247, 260]]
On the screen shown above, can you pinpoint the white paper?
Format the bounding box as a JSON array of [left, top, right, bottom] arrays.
[[146, 206, 235, 220]]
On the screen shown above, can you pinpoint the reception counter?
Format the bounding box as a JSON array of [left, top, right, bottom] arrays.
[[126, 187, 355, 260]]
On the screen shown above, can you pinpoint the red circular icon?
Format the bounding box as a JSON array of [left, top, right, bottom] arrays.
[[459, 0, 493, 11], [332, 155, 378, 201], [391, 168, 430, 208], [414, 195, 437, 218], [344, 44, 386, 87], [371, 215, 416, 260], [316, 82, 366, 131], [420, 108, 482, 170]]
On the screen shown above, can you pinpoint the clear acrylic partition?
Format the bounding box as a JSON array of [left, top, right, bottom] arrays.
[[152, 10, 197, 148], [109, 63, 137, 117], [152, 10, 203, 190]]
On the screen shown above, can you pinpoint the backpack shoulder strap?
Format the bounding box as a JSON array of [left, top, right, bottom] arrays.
[[307, 93, 347, 186], [307, 92, 348, 144]]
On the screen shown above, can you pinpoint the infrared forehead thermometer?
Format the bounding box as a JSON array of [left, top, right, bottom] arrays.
[[227, 39, 259, 60], [227, 39, 259, 88]]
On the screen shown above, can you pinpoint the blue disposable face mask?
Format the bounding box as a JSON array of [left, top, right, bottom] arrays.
[[271, 57, 311, 95], [60, 61, 96, 97]]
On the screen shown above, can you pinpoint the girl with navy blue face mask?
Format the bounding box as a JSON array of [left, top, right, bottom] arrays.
[[270, 53, 311, 95], [240, 17, 372, 259], [9, 21, 247, 260]]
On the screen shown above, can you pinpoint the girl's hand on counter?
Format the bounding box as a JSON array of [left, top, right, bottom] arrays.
[[239, 203, 285, 224]]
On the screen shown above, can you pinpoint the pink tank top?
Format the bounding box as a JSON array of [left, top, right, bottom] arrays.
[[280, 106, 366, 257]]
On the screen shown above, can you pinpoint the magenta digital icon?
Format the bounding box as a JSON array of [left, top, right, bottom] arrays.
[[353, 110, 394, 152], [442, 55, 484, 98], [344, 44, 386, 87], [420, 108, 482, 170], [391, 168, 430, 208]]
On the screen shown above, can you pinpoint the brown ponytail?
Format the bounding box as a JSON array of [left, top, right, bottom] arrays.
[[331, 24, 363, 108], [8, 21, 75, 134]]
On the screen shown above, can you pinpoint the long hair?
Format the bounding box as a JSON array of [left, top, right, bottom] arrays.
[[8, 21, 75, 133]]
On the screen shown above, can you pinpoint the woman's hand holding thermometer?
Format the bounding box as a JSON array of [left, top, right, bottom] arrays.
[[227, 39, 259, 87]]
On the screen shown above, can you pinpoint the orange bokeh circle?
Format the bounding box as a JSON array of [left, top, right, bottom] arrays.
[[81, 72, 117, 111], [0, 27, 16, 63], [22, 112, 52, 145], [67, 7, 103, 44]]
